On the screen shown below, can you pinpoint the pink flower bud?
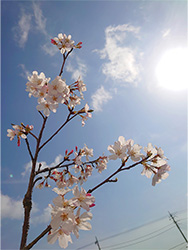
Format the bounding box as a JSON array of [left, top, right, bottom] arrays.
[[51, 39, 57, 45], [68, 149, 74, 155], [89, 203, 95, 208], [75, 42, 82, 48], [17, 137, 21, 147]]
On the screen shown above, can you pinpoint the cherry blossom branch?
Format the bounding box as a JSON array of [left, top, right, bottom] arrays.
[[38, 112, 78, 151], [21, 124, 38, 140], [35, 158, 99, 176], [23, 225, 52, 250], [38, 111, 45, 120], [20, 117, 48, 249], [87, 156, 149, 194], [25, 138, 34, 162], [59, 48, 73, 76]]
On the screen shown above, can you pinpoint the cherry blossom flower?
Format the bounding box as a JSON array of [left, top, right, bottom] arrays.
[[26, 71, 50, 98], [36, 100, 58, 117], [72, 208, 92, 239], [7, 129, 17, 141], [51, 33, 75, 54], [69, 94, 81, 108], [81, 144, 93, 161], [66, 174, 79, 187], [7, 124, 33, 146], [84, 165, 93, 177], [96, 156, 108, 173], [75, 77, 86, 97], [141, 163, 154, 178], [152, 164, 171, 186], [108, 136, 128, 161], [127, 142, 143, 162], [144, 143, 157, 158], [71, 186, 95, 211], [81, 103, 92, 127], [73, 152, 83, 166], [50, 207, 75, 231], [48, 228, 72, 249]]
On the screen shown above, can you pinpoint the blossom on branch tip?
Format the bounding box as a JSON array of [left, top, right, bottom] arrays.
[[152, 164, 171, 186], [81, 103, 92, 127], [108, 136, 128, 161], [51, 33, 75, 54], [7, 124, 33, 146]]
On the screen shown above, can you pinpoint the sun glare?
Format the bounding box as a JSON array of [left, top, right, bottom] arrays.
[[156, 48, 188, 91]]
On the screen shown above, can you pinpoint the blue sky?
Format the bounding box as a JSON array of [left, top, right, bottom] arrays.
[[1, 1, 187, 249]]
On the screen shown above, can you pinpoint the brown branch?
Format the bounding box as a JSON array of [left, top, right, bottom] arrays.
[[35, 158, 99, 176], [87, 156, 149, 194], [38, 112, 78, 151], [23, 225, 52, 249], [59, 48, 73, 76], [25, 138, 34, 162], [20, 117, 48, 249]]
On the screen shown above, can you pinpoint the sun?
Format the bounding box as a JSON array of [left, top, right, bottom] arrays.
[[155, 48, 188, 91]]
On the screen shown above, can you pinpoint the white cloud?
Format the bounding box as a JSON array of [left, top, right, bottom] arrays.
[[13, 9, 32, 48], [31, 206, 51, 225], [19, 64, 31, 79], [42, 43, 58, 56], [66, 55, 87, 81], [1, 193, 38, 220], [13, 3, 50, 49], [91, 86, 113, 112], [95, 24, 142, 85], [32, 2, 48, 37]]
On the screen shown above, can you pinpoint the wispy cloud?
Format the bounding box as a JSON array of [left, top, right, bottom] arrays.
[[12, 9, 32, 48], [66, 55, 87, 81], [95, 24, 142, 85], [91, 86, 113, 112], [13, 3, 50, 49], [1, 193, 38, 220], [42, 43, 58, 56], [32, 2, 48, 37], [19, 64, 31, 79]]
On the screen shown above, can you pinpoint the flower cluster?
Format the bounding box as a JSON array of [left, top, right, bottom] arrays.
[[7, 124, 33, 146], [108, 136, 170, 186], [51, 33, 82, 54], [37, 145, 107, 190], [48, 186, 95, 248], [26, 71, 90, 122]]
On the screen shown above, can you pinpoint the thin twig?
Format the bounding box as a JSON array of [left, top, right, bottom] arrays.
[[59, 48, 73, 76], [38, 111, 45, 120], [35, 159, 98, 176], [38, 112, 78, 151], [87, 156, 149, 194], [25, 138, 34, 162], [32, 177, 43, 188]]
